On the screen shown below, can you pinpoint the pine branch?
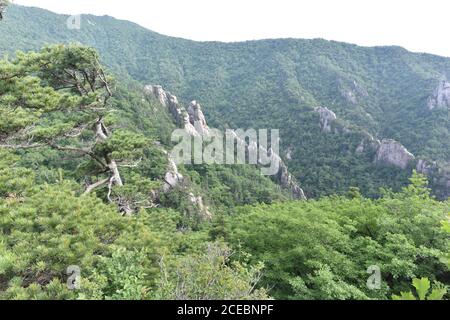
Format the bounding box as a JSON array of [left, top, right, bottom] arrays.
[[47, 141, 108, 168]]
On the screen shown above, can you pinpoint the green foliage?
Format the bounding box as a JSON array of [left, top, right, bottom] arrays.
[[91, 248, 149, 300], [0, 152, 269, 299], [392, 277, 448, 300], [185, 164, 289, 209], [289, 265, 368, 300], [220, 175, 449, 300], [441, 215, 450, 269], [0, 178, 173, 299], [154, 242, 269, 300], [0, 149, 34, 196]]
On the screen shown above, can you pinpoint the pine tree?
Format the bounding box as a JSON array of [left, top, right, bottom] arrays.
[[0, 44, 146, 214]]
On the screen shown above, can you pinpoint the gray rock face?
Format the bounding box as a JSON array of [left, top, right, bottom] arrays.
[[188, 193, 212, 219], [427, 79, 450, 110], [145, 85, 211, 137], [355, 142, 365, 154], [187, 101, 210, 136], [285, 147, 294, 160], [144, 85, 198, 136], [278, 162, 307, 200], [265, 148, 307, 200], [315, 106, 337, 133], [416, 159, 438, 175], [145, 85, 168, 106], [375, 139, 415, 169], [226, 129, 306, 199], [161, 149, 212, 218], [162, 153, 184, 192]]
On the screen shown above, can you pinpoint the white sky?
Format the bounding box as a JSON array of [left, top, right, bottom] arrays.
[[11, 0, 450, 57]]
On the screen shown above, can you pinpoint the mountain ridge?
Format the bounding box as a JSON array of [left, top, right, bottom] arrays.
[[9, 4, 450, 58]]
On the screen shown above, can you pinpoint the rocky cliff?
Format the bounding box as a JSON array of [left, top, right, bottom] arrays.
[[312, 104, 449, 198], [144, 85, 199, 136], [416, 159, 450, 199], [144, 85, 212, 219], [145, 85, 307, 200], [315, 106, 337, 133], [147, 85, 448, 200], [427, 78, 450, 110], [355, 133, 380, 155], [187, 101, 210, 136], [161, 150, 184, 193], [374, 139, 416, 170]]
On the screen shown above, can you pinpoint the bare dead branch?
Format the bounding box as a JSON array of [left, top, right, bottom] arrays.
[[0, 143, 43, 149], [83, 177, 110, 195], [107, 177, 114, 203]]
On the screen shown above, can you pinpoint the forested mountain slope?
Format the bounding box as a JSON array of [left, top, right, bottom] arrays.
[[0, 5, 449, 199], [0, 5, 448, 301]]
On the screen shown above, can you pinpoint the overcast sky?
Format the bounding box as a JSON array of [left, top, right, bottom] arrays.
[[12, 0, 450, 57]]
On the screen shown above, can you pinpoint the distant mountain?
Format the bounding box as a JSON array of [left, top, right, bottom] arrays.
[[1, 5, 449, 199]]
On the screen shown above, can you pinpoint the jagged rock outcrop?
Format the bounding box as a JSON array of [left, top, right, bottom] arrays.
[[146, 84, 307, 200], [416, 159, 450, 200], [355, 133, 381, 155], [339, 80, 369, 105], [228, 133, 306, 200], [315, 106, 337, 133], [310, 99, 446, 197], [144, 85, 198, 136], [155, 145, 212, 218], [227, 129, 306, 200], [145, 85, 168, 106], [277, 161, 307, 200], [427, 78, 450, 110], [262, 147, 307, 200], [285, 147, 294, 160], [187, 100, 210, 136], [188, 193, 212, 220], [163, 155, 184, 192], [355, 141, 365, 154], [374, 139, 415, 169], [150, 145, 185, 192], [416, 159, 438, 175]]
